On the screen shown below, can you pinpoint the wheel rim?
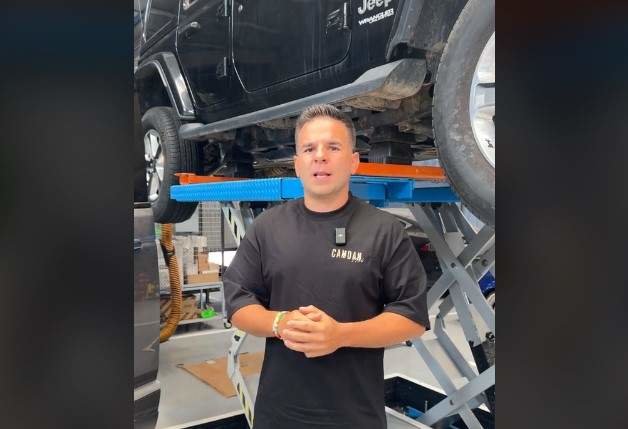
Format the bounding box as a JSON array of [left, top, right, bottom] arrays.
[[144, 129, 164, 202], [469, 32, 495, 168]]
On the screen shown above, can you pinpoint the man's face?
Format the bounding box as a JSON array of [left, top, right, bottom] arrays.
[[294, 116, 359, 199]]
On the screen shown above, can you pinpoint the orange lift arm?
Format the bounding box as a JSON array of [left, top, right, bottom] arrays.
[[177, 163, 446, 185]]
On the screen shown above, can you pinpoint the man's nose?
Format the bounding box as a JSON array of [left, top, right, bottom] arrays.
[[314, 145, 327, 161]]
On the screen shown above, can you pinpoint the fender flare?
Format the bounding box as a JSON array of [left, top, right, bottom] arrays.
[[135, 52, 195, 120], [386, 0, 467, 62]]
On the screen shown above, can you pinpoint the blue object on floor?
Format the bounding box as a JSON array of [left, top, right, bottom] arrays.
[[479, 271, 495, 295], [404, 406, 423, 419]]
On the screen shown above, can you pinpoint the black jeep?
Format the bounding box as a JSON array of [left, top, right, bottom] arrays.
[[134, 0, 494, 226]]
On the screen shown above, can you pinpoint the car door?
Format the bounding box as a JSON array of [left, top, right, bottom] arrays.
[[133, 204, 161, 428], [232, 0, 352, 92], [176, 0, 233, 109]]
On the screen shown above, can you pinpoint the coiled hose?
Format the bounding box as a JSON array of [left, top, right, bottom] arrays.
[[159, 224, 182, 343]]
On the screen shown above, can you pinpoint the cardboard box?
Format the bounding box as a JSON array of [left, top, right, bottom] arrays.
[[185, 271, 219, 284], [180, 352, 265, 397], [160, 295, 197, 312], [197, 251, 210, 273], [160, 294, 199, 321], [159, 234, 219, 287]]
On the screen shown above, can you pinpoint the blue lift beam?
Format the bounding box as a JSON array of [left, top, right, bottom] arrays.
[[171, 175, 458, 206]]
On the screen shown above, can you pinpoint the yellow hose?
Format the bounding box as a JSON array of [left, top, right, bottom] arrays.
[[159, 224, 182, 343]]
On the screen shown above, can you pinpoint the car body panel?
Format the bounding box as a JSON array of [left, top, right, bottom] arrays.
[[134, 204, 161, 426], [196, 0, 399, 124], [176, 0, 232, 110], [232, 0, 352, 92], [136, 0, 467, 125]]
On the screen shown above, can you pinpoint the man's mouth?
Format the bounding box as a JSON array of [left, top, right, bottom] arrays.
[[313, 172, 331, 177]]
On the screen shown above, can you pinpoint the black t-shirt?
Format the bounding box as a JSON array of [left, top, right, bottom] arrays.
[[224, 195, 429, 429]]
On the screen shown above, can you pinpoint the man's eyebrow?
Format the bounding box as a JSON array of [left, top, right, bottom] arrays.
[[299, 140, 344, 148]]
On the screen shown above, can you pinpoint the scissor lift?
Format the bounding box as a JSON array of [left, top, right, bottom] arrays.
[[171, 164, 495, 429]]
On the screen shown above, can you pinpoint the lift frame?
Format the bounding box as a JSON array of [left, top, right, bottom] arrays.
[[170, 171, 495, 429]]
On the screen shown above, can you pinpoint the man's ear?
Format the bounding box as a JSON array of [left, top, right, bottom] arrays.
[[350, 150, 360, 174], [293, 155, 300, 178]]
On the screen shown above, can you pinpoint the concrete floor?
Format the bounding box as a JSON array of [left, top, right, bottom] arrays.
[[155, 298, 483, 429]]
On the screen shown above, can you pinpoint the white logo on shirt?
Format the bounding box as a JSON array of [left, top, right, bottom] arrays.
[[331, 248, 365, 263]]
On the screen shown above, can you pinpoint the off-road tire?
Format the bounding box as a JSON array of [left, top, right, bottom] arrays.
[[433, 0, 495, 226], [141, 107, 199, 223]]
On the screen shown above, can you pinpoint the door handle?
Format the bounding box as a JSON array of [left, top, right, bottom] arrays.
[[178, 21, 201, 38], [134, 239, 142, 251]]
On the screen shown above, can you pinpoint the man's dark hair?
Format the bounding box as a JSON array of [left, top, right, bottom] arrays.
[[295, 104, 356, 149]]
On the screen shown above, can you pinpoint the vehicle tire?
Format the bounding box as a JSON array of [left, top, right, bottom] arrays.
[[142, 106, 199, 223], [433, 0, 495, 226]]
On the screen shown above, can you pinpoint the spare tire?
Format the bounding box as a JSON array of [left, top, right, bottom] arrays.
[[142, 106, 199, 223], [434, 0, 495, 226]]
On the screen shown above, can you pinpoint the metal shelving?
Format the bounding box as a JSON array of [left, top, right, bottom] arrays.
[[160, 281, 226, 326]]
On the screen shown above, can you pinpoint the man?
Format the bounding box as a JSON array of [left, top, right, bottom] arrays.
[[224, 104, 429, 429]]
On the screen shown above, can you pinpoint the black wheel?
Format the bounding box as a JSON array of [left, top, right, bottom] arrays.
[[433, 0, 495, 226], [142, 106, 199, 223]]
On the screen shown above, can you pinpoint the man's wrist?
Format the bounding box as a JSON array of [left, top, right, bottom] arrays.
[[336, 322, 354, 348]]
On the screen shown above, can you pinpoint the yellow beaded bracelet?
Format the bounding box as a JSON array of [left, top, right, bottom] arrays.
[[272, 311, 288, 339]]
